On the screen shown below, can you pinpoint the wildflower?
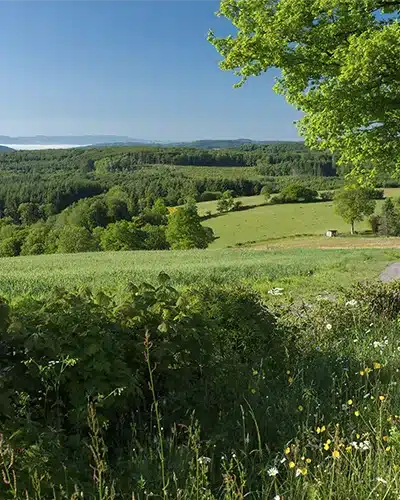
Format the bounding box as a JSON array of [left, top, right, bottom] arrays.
[[324, 443, 330, 451], [298, 405, 304, 412], [379, 395, 386, 402], [354, 411, 360, 417], [326, 323, 332, 330], [284, 447, 290, 455], [280, 457, 286, 464], [359, 370, 365, 376], [376, 477, 387, 485], [386, 446, 391, 452], [359, 440, 371, 451], [198, 456, 211, 465], [288, 461, 295, 469], [296, 467, 307, 477], [268, 288, 284, 296], [332, 450, 340, 458], [345, 446, 352, 453], [383, 436, 388, 442], [351, 441, 359, 450], [267, 467, 279, 477], [347, 399, 353, 406], [306, 458, 312, 464], [316, 425, 326, 434], [373, 362, 382, 370], [273, 496, 281, 500], [346, 299, 357, 306], [288, 377, 293, 384]]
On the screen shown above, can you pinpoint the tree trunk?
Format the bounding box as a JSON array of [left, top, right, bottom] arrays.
[[351, 221, 355, 235]]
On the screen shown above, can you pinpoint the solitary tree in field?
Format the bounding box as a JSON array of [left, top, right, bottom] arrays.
[[166, 199, 214, 249], [209, 1, 400, 181], [334, 189, 376, 234]]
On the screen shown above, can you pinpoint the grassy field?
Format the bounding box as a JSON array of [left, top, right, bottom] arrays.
[[1, 247, 399, 299], [202, 188, 400, 248]]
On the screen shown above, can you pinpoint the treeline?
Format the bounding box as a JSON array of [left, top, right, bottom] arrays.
[[0, 143, 337, 174], [0, 193, 214, 257]]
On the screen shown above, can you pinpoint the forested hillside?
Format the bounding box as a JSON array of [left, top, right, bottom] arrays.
[[0, 142, 392, 258]]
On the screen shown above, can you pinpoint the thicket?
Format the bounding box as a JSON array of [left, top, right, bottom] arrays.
[[1, 277, 400, 497]]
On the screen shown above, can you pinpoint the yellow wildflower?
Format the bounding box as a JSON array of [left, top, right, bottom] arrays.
[[326, 439, 331, 445], [379, 395, 386, 402], [347, 399, 353, 406], [332, 450, 340, 458], [284, 447, 290, 455], [373, 362, 382, 370], [288, 377, 293, 384], [306, 458, 312, 464], [345, 446, 352, 453], [298, 405, 304, 412], [383, 436, 389, 442], [354, 411, 360, 417], [386, 446, 391, 452], [289, 461, 295, 469], [360, 370, 365, 376], [300, 467, 308, 476], [356, 434, 361, 439], [324, 443, 330, 451]]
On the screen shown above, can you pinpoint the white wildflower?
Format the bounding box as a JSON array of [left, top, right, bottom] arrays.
[[326, 323, 332, 331], [273, 496, 281, 500], [359, 440, 371, 451], [346, 299, 358, 307], [267, 467, 279, 477], [295, 468, 302, 477], [198, 456, 211, 465], [376, 477, 387, 485], [268, 288, 284, 296], [350, 441, 359, 450], [280, 457, 286, 464]]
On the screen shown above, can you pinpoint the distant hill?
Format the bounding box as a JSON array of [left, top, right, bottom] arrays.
[[0, 145, 14, 152], [84, 139, 305, 150], [0, 135, 153, 146]]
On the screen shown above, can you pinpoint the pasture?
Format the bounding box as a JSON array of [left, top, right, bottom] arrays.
[[201, 188, 400, 248]]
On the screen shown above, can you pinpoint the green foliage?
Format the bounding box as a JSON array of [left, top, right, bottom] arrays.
[[334, 188, 376, 234], [209, 0, 400, 179], [374, 197, 400, 236], [99, 220, 145, 251], [216, 190, 235, 213], [275, 184, 318, 204], [57, 225, 97, 253], [3, 276, 400, 496], [260, 182, 274, 201], [166, 201, 214, 249], [18, 202, 41, 226]]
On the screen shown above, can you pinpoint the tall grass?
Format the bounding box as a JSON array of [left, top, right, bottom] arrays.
[[0, 248, 397, 298]]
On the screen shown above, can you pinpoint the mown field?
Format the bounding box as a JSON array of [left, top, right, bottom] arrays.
[[1, 247, 399, 299], [201, 188, 400, 248]]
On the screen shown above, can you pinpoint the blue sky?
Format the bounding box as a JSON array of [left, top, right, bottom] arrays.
[[0, 1, 302, 141]]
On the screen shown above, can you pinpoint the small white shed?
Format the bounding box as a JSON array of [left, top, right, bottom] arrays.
[[325, 230, 338, 237]]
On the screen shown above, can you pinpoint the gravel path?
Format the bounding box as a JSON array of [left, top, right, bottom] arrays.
[[380, 263, 400, 283]]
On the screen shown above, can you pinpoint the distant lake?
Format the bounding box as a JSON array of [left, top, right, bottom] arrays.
[[0, 144, 88, 150]]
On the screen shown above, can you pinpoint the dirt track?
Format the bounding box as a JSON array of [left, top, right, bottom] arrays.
[[381, 263, 400, 283]]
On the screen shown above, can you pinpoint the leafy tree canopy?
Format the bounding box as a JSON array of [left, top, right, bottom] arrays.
[[209, 1, 400, 180], [334, 187, 376, 233]]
